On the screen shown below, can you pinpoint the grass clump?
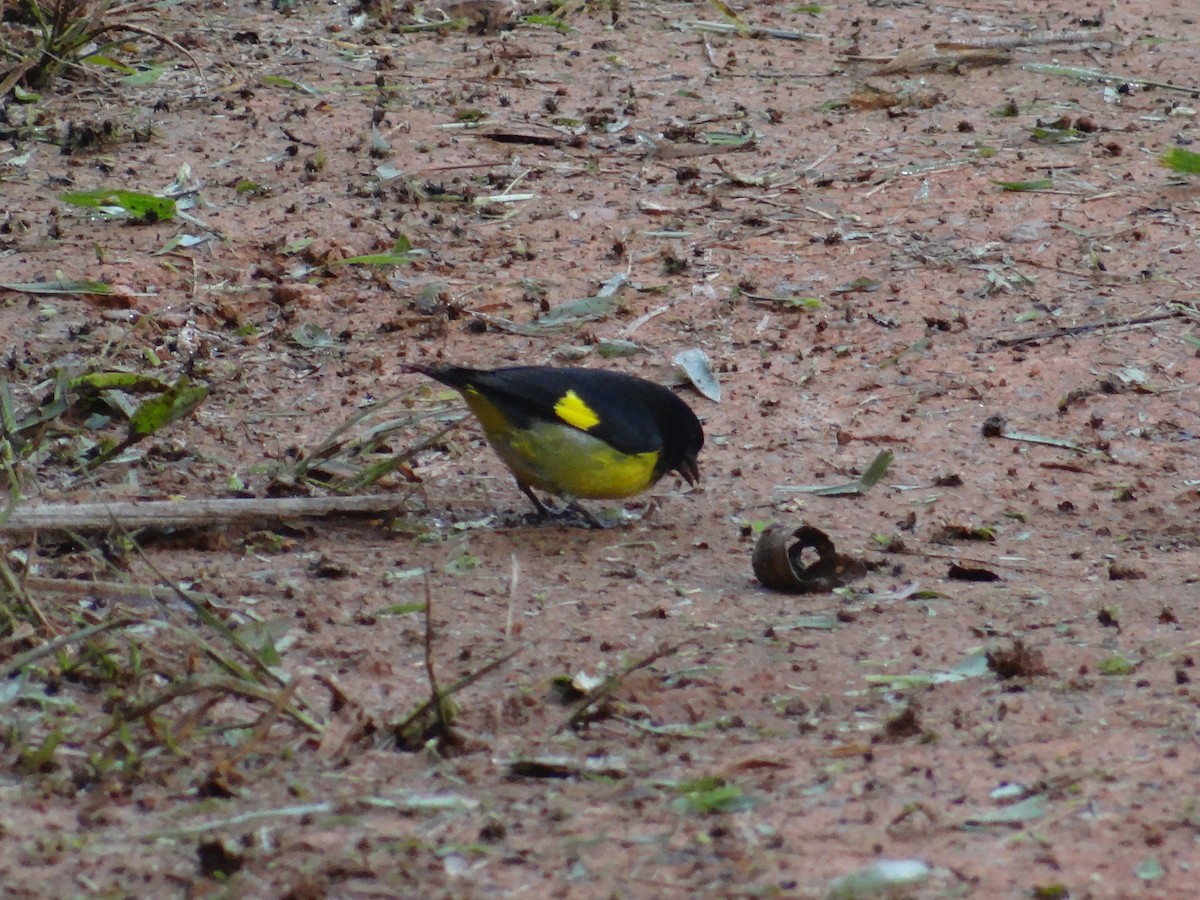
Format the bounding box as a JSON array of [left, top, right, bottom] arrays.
[[1, 0, 203, 100]]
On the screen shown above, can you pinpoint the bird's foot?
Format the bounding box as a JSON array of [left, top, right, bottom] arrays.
[[504, 499, 622, 529]]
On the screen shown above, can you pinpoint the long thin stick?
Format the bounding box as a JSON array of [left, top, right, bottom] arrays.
[[423, 573, 449, 736], [994, 308, 1184, 348], [0, 494, 410, 534]]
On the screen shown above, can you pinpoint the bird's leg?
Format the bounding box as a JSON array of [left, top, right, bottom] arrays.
[[566, 500, 606, 529], [517, 481, 605, 528], [518, 482, 552, 519]]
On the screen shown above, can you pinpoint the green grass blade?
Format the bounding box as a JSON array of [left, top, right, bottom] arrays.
[[1162, 147, 1200, 175]]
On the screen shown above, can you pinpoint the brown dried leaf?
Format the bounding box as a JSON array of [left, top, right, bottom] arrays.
[[874, 43, 1011, 76]]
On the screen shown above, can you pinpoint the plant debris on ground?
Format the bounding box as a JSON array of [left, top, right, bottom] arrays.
[[1, 0, 1199, 895]]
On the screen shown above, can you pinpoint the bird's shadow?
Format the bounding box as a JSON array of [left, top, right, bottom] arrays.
[[499, 502, 636, 530]]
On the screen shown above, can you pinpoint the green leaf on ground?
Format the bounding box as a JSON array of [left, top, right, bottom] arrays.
[[1030, 126, 1084, 144], [377, 603, 427, 616], [334, 236, 418, 267], [674, 348, 721, 402], [779, 295, 822, 310], [82, 54, 137, 74], [1162, 147, 1200, 175], [708, 0, 749, 31], [1098, 653, 1137, 676], [70, 372, 166, 395], [534, 295, 622, 327], [594, 339, 643, 358], [865, 649, 990, 690], [261, 75, 321, 95], [963, 793, 1049, 825], [858, 450, 893, 489], [993, 178, 1053, 192], [793, 449, 893, 497], [59, 189, 176, 221], [704, 131, 756, 147], [445, 552, 480, 575], [1031, 884, 1069, 900], [128, 377, 208, 438], [521, 14, 571, 33], [122, 65, 168, 86], [671, 777, 755, 815]]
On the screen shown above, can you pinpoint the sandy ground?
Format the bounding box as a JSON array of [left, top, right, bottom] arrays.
[[2, 0, 1199, 896]]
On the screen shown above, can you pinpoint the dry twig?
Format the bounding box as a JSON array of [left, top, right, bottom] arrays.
[[556, 639, 693, 734], [0, 495, 411, 534]]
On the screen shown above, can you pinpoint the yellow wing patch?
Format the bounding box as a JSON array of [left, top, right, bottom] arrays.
[[552, 389, 601, 431]]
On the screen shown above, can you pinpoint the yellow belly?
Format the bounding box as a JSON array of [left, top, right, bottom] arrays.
[[491, 427, 658, 499]]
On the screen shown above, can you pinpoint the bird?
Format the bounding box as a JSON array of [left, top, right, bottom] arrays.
[[404, 363, 704, 525]]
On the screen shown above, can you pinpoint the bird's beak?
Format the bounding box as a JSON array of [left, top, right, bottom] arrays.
[[677, 455, 701, 487]]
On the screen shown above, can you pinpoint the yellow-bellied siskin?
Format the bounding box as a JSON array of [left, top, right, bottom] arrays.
[[406, 364, 704, 522]]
